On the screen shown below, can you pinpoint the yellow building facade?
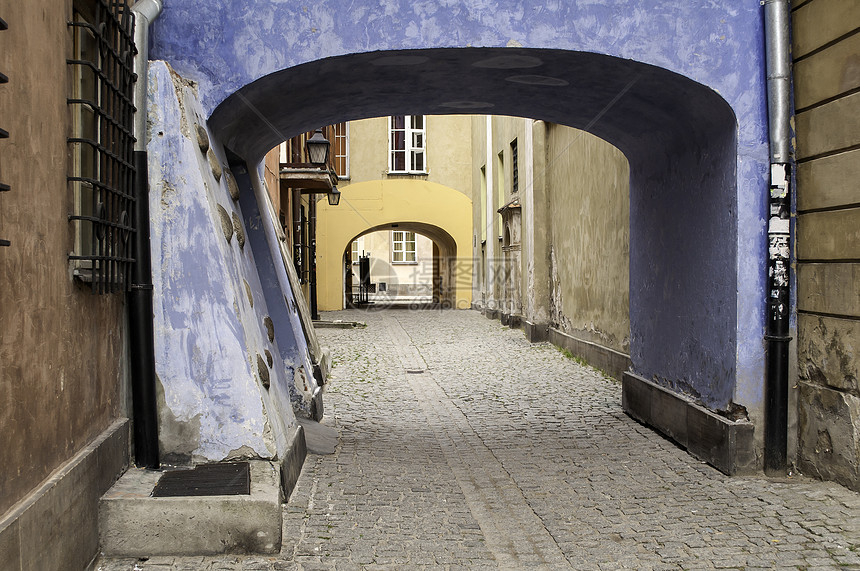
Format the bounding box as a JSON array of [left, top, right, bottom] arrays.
[[315, 115, 475, 310]]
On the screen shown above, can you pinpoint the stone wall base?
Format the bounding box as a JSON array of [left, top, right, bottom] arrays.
[[483, 308, 500, 321], [548, 327, 631, 381], [797, 381, 860, 492], [281, 424, 307, 500], [0, 419, 129, 571], [623, 373, 757, 475], [522, 320, 548, 342]]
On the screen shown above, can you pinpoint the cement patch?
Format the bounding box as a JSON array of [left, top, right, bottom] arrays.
[[297, 418, 339, 455]]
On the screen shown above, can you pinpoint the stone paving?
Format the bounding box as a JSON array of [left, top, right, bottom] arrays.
[[95, 309, 860, 570]]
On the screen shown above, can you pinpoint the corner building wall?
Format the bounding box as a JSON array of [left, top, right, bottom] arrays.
[[792, 0, 860, 491], [0, 1, 130, 568]]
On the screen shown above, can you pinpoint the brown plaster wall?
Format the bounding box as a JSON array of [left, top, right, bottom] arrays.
[[793, 0, 860, 491], [0, 0, 126, 516]]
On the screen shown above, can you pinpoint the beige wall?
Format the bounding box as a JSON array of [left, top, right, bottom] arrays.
[[346, 115, 473, 195], [545, 124, 630, 352], [792, 0, 860, 491], [351, 230, 435, 297], [471, 116, 630, 355], [264, 147, 280, 215]]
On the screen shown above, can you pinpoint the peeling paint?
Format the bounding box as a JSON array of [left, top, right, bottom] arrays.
[[225, 169, 240, 201], [196, 123, 209, 153], [244, 279, 254, 308]]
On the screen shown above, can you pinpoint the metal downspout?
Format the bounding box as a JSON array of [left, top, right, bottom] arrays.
[[128, 0, 163, 469], [763, 0, 793, 475]]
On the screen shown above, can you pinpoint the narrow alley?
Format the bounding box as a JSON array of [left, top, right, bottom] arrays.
[[97, 310, 859, 570]]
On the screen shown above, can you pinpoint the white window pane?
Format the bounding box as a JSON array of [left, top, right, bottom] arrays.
[[412, 151, 424, 172]]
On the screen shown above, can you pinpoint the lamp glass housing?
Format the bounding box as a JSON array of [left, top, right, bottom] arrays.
[[306, 129, 331, 165]]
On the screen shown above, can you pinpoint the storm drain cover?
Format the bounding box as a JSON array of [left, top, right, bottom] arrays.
[[151, 461, 251, 497]]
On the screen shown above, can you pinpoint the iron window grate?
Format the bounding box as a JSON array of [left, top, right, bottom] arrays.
[[67, 0, 137, 293]]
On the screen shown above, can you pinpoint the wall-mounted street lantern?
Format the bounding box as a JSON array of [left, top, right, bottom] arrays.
[[305, 128, 330, 166], [327, 186, 341, 206]]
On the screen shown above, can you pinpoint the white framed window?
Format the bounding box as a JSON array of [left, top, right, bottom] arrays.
[[333, 122, 349, 179], [391, 230, 417, 263], [389, 115, 426, 174], [350, 237, 364, 264]]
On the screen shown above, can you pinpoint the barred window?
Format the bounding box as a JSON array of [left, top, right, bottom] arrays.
[[67, 0, 137, 293]]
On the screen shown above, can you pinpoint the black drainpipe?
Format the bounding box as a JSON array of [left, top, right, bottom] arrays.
[[309, 193, 319, 321], [763, 0, 793, 475], [128, 0, 162, 469], [129, 152, 159, 469]]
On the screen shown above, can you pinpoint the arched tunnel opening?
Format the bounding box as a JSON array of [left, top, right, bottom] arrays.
[[144, 45, 757, 485], [343, 223, 460, 309], [210, 47, 740, 412]]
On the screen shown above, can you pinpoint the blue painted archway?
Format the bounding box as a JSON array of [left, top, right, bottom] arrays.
[[149, 0, 769, 453]]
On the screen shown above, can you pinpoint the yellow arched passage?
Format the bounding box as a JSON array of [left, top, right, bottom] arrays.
[[344, 222, 459, 307], [316, 179, 473, 311]]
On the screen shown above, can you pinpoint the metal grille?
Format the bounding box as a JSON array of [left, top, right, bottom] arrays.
[[67, 0, 137, 293], [151, 462, 251, 497], [0, 15, 9, 248]]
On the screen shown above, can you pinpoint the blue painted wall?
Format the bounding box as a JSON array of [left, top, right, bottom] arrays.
[[149, 1, 769, 430], [146, 61, 308, 463]]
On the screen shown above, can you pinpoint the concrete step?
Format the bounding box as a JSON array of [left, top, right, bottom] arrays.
[[99, 461, 282, 556]]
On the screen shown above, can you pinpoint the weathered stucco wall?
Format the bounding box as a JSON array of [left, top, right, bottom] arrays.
[[471, 118, 630, 354], [545, 124, 630, 354], [793, 0, 860, 491], [149, 0, 770, 458], [0, 0, 126, 516]]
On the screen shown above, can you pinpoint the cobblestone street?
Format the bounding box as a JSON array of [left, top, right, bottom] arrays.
[[97, 309, 860, 570]]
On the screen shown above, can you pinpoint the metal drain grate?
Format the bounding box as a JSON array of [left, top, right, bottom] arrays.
[[151, 462, 251, 497]]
